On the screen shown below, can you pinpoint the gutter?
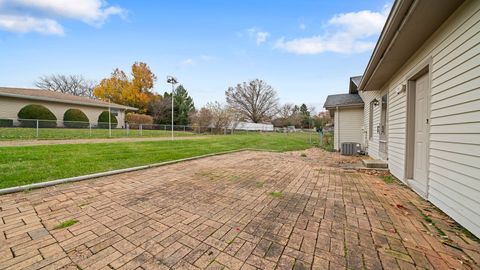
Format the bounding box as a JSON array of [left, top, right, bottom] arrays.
[[324, 103, 364, 110], [359, 0, 416, 90], [0, 92, 138, 111]]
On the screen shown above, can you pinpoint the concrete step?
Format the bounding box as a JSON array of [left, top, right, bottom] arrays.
[[362, 159, 388, 169]]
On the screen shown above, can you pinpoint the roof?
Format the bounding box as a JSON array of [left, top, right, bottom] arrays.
[[323, 94, 364, 109], [0, 87, 138, 111], [359, 0, 464, 91], [349, 76, 363, 94]]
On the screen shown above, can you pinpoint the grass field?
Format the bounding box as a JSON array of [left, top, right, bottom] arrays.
[[0, 132, 319, 189], [0, 127, 198, 140]]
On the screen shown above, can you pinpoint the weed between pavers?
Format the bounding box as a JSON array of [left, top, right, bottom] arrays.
[[269, 191, 282, 198], [382, 175, 396, 184], [226, 236, 236, 245], [300, 153, 307, 157], [256, 182, 264, 188], [195, 171, 221, 181], [78, 202, 91, 208], [55, 219, 78, 229]]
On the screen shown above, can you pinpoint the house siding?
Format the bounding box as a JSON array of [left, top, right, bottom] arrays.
[[358, 90, 384, 159], [333, 108, 364, 151], [0, 96, 126, 128], [371, 0, 480, 236]]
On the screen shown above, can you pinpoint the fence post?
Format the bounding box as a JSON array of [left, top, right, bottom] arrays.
[[89, 123, 92, 136], [126, 123, 129, 136], [36, 120, 39, 138], [184, 125, 186, 133], [140, 124, 143, 136]]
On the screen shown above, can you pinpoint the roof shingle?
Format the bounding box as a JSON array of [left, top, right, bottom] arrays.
[[0, 87, 137, 110], [323, 93, 364, 109]]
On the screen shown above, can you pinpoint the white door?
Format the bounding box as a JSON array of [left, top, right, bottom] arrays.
[[413, 73, 429, 194]]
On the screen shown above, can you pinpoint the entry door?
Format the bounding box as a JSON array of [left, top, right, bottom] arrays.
[[413, 73, 429, 193]]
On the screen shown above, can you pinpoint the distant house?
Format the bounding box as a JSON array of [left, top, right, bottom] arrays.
[[329, 0, 480, 237], [234, 122, 274, 132], [323, 76, 364, 151], [0, 87, 137, 128]]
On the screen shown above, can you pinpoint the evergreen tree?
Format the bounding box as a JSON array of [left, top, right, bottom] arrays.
[[173, 85, 195, 125]]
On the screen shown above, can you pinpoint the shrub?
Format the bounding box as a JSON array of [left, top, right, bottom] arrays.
[[0, 119, 13, 127], [97, 111, 118, 129], [126, 113, 153, 129], [63, 109, 89, 128], [17, 104, 57, 127]]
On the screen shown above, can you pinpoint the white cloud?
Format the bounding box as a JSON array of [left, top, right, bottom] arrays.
[[179, 58, 196, 68], [255, 31, 269, 45], [247, 27, 270, 45], [0, 15, 63, 35], [275, 8, 389, 55], [7, 0, 125, 25], [0, 0, 125, 34], [299, 23, 307, 30]]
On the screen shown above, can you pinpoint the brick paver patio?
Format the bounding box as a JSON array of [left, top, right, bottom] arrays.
[[0, 149, 479, 269]]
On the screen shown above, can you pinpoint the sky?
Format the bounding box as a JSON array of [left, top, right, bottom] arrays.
[[0, 0, 391, 111]]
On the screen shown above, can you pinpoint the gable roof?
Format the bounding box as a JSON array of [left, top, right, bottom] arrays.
[[349, 76, 363, 94], [0, 87, 138, 111], [323, 93, 364, 109], [359, 0, 464, 90]]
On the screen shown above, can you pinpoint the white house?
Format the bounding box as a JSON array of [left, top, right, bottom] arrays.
[[323, 76, 364, 151], [358, 0, 480, 237], [0, 87, 137, 128]]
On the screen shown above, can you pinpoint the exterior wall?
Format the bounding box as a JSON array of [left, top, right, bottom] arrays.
[[333, 107, 364, 151], [0, 96, 125, 128], [358, 90, 384, 159], [370, 0, 480, 236]]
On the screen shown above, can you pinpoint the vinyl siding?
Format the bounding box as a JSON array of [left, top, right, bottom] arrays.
[[371, 0, 480, 237], [0, 96, 125, 128], [358, 90, 384, 159], [333, 108, 364, 151]]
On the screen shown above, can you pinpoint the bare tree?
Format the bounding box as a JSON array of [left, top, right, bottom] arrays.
[[278, 103, 294, 119], [225, 79, 279, 123], [206, 102, 236, 133], [189, 107, 213, 133], [35, 74, 95, 98], [148, 96, 172, 124]]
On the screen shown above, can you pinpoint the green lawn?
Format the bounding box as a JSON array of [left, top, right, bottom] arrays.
[[0, 127, 197, 140], [0, 132, 319, 189]]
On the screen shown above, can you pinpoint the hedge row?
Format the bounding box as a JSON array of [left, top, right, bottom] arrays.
[[17, 104, 57, 127], [0, 119, 13, 127], [15, 105, 118, 128], [63, 109, 89, 128], [97, 111, 118, 129]]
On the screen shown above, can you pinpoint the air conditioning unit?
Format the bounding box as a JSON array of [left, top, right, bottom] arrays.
[[341, 142, 361, 156]]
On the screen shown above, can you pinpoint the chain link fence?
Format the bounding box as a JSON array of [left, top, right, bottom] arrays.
[[0, 118, 326, 147]]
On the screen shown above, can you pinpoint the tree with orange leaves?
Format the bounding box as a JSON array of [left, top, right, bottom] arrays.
[[94, 62, 157, 113]]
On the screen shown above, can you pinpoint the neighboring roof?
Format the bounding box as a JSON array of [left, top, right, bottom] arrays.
[[359, 0, 464, 91], [349, 76, 363, 94], [323, 94, 364, 109], [0, 87, 138, 110]]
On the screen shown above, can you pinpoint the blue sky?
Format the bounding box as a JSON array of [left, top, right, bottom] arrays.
[[0, 0, 391, 110]]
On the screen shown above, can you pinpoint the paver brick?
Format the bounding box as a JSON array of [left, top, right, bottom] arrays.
[[0, 149, 478, 269]]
